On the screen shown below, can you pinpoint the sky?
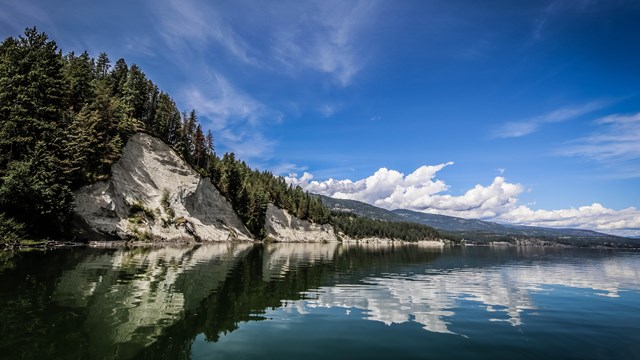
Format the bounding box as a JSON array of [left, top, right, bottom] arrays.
[[1, 0, 639, 236]]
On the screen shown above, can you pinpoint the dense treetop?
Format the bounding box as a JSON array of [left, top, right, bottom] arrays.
[[0, 28, 443, 244]]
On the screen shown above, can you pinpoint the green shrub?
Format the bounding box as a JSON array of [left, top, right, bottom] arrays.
[[129, 201, 155, 220], [0, 213, 25, 245]]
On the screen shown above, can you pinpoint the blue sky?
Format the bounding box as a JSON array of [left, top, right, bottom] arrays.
[[1, 0, 639, 235]]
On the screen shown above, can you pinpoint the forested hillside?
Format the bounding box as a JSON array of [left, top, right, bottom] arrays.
[[0, 28, 449, 244], [0, 28, 329, 242]]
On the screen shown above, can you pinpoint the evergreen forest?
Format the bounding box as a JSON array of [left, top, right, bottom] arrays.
[[0, 28, 444, 244]]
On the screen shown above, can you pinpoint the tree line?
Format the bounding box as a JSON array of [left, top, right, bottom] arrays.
[[0, 28, 330, 242], [0, 28, 443, 244], [331, 211, 448, 242]]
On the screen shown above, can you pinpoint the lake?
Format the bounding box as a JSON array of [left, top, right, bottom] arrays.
[[1, 243, 639, 359]]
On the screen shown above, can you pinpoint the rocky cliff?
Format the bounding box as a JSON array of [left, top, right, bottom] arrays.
[[264, 204, 336, 242], [74, 133, 253, 241], [74, 132, 337, 243]]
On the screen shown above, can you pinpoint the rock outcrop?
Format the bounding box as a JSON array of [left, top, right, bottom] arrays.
[[264, 204, 336, 242], [74, 133, 252, 241]]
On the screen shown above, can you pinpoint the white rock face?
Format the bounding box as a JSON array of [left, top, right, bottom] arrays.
[[74, 133, 252, 241], [264, 204, 337, 242]]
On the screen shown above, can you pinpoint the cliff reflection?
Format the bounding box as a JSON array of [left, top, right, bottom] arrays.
[[12, 244, 636, 359], [54, 244, 253, 358]]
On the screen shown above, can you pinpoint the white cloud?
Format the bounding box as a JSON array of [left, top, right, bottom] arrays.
[[271, 0, 379, 86], [531, 0, 601, 41], [182, 74, 267, 130], [286, 162, 524, 219], [498, 203, 640, 231], [286, 163, 640, 234], [559, 112, 640, 161], [0, 1, 54, 35], [181, 73, 280, 160], [319, 104, 339, 117], [152, 0, 259, 66], [492, 101, 608, 138], [152, 0, 378, 86], [268, 163, 308, 177]]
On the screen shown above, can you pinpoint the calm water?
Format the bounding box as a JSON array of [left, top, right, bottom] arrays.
[[1, 243, 639, 359]]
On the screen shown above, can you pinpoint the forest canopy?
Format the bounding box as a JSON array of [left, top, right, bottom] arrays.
[[0, 28, 443, 244]]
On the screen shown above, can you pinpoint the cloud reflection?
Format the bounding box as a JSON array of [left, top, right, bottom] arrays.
[[284, 250, 640, 335]]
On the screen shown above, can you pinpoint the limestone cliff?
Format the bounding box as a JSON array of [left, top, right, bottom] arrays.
[[264, 204, 336, 242], [74, 133, 252, 241], [74, 132, 338, 243]]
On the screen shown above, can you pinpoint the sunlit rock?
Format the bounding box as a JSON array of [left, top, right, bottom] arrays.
[[74, 133, 252, 241]]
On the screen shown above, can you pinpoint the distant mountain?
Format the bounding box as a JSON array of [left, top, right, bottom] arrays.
[[319, 195, 638, 247], [393, 208, 614, 238], [391, 209, 506, 232], [319, 195, 406, 222]]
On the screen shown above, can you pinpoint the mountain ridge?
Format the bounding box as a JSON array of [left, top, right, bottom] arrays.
[[319, 195, 638, 247]]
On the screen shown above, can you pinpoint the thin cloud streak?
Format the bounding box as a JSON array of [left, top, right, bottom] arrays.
[[180, 72, 281, 160], [0, 1, 54, 35], [559, 112, 640, 161], [270, 0, 379, 86], [492, 101, 609, 138], [151, 0, 261, 66]]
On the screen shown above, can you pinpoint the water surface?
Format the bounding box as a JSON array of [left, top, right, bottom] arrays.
[[1, 244, 639, 359]]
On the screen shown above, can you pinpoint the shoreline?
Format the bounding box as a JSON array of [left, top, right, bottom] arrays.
[[5, 237, 638, 251]]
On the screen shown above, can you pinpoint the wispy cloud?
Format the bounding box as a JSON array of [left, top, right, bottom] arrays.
[[319, 104, 340, 117], [124, 36, 156, 57], [0, 1, 54, 35], [531, 0, 600, 40], [151, 0, 378, 86], [151, 0, 260, 66], [492, 101, 609, 138], [180, 72, 281, 160], [148, 0, 380, 159], [270, 0, 379, 86], [532, 0, 563, 40], [269, 163, 308, 177], [558, 112, 640, 161]]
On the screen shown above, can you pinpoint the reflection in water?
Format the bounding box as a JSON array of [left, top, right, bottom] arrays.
[[2, 243, 639, 359], [54, 244, 253, 358], [262, 242, 338, 281], [283, 250, 640, 335]]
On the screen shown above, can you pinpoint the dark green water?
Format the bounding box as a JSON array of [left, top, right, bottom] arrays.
[[1, 243, 639, 360]]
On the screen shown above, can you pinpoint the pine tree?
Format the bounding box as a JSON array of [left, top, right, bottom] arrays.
[[63, 50, 95, 112], [193, 124, 206, 169], [109, 58, 128, 96], [94, 52, 110, 79], [152, 92, 181, 143], [0, 27, 66, 170], [122, 64, 149, 121]]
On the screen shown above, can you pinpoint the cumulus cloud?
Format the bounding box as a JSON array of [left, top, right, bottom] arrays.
[[286, 162, 525, 219], [498, 203, 640, 232], [286, 163, 640, 235], [492, 101, 608, 138]]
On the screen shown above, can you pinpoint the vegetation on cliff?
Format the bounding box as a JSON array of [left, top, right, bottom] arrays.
[[0, 28, 330, 241], [0, 28, 446, 243]]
